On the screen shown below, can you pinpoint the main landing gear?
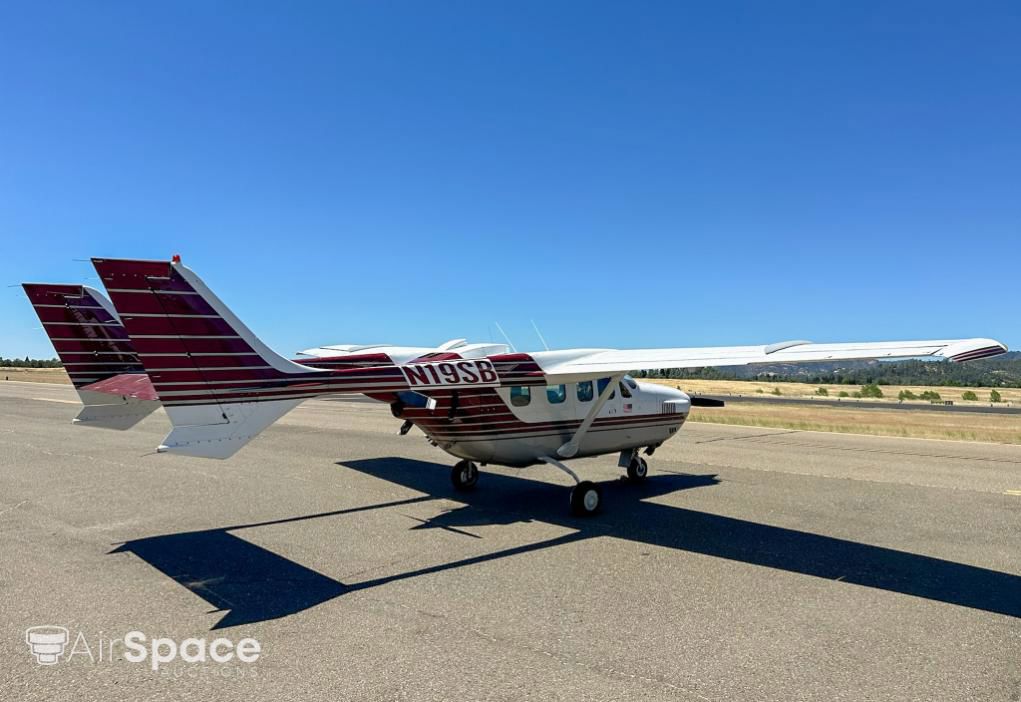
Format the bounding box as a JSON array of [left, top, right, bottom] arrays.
[[569, 481, 602, 517], [451, 459, 479, 491], [449, 449, 654, 517], [538, 456, 603, 516]]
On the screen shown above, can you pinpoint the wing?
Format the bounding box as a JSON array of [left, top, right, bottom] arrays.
[[297, 340, 511, 364], [531, 338, 1008, 382]]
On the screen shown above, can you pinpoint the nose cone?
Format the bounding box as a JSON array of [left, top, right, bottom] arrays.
[[636, 381, 691, 414]]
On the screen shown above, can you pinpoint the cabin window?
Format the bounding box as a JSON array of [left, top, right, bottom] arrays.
[[597, 377, 616, 400], [546, 384, 566, 404], [577, 381, 593, 402], [510, 386, 531, 407], [396, 391, 430, 408], [624, 376, 638, 390], [619, 381, 632, 399]]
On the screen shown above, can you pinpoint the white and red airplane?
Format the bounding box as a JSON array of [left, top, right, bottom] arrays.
[[24, 257, 1008, 515]]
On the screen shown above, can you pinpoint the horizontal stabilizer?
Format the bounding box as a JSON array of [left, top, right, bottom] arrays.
[[74, 376, 162, 429], [158, 399, 303, 459], [80, 373, 158, 401], [74, 395, 161, 430]]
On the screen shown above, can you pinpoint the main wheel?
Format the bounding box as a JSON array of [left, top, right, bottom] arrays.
[[570, 481, 602, 516], [451, 460, 479, 491], [626, 456, 648, 481]]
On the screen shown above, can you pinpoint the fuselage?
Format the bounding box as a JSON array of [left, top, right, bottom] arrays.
[[296, 347, 691, 467], [404, 379, 690, 467]]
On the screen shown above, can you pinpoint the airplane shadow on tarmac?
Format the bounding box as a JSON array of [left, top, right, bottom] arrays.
[[111, 457, 1021, 629]]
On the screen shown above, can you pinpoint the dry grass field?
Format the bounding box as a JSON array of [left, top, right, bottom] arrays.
[[0, 367, 70, 384], [644, 377, 1020, 405], [689, 403, 1021, 445], [643, 378, 1021, 444]]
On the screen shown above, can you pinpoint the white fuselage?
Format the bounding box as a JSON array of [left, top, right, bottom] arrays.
[[419, 379, 691, 467]]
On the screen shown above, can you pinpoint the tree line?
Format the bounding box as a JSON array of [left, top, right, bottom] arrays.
[[0, 357, 63, 368]]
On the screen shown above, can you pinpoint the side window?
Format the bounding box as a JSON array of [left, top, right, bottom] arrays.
[[577, 381, 593, 402], [510, 386, 531, 407], [619, 381, 632, 399], [596, 377, 615, 399], [546, 384, 566, 404], [624, 376, 638, 390]]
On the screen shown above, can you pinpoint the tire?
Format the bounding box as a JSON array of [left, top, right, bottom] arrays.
[[570, 481, 601, 516], [626, 456, 648, 481], [451, 460, 479, 491]]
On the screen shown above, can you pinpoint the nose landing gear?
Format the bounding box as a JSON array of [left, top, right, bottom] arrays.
[[619, 448, 649, 482], [626, 455, 648, 481], [451, 460, 479, 491]]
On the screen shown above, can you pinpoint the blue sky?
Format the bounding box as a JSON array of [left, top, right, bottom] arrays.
[[2, 1, 1018, 358]]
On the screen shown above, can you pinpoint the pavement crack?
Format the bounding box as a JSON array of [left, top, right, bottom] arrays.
[[0, 500, 28, 518], [691, 429, 799, 445]]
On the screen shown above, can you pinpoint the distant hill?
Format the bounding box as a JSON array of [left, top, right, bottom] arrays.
[[638, 351, 1021, 388]]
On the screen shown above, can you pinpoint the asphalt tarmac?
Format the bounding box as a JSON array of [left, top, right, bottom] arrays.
[[1, 380, 1019, 701]]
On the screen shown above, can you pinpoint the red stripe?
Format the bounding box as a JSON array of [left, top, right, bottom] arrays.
[[119, 315, 239, 336], [33, 306, 118, 325], [109, 293, 219, 316], [130, 337, 257, 355], [951, 346, 1004, 362]]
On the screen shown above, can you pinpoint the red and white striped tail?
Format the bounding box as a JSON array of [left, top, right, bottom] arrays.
[[22, 283, 144, 387], [22, 283, 161, 429], [92, 257, 329, 458]]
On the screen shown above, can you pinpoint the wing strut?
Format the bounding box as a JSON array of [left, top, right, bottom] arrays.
[[556, 373, 623, 459]]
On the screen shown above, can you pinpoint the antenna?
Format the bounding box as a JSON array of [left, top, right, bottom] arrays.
[[530, 319, 550, 351], [493, 322, 517, 352]]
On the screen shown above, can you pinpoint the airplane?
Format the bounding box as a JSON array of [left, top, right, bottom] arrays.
[[24, 256, 1008, 516]]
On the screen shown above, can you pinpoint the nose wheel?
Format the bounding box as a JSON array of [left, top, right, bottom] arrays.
[[451, 460, 479, 491], [626, 456, 648, 481]]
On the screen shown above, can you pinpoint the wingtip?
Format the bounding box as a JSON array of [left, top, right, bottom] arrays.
[[947, 339, 1008, 363]]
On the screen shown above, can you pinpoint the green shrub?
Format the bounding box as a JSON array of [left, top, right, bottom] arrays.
[[990, 389, 1003, 403], [838, 391, 849, 398], [898, 389, 917, 401], [756, 388, 764, 394], [961, 390, 978, 401], [771, 387, 782, 396], [859, 384, 884, 399], [919, 390, 942, 402], [815, 387, 829, 396], [851, 391, 862, 398]]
